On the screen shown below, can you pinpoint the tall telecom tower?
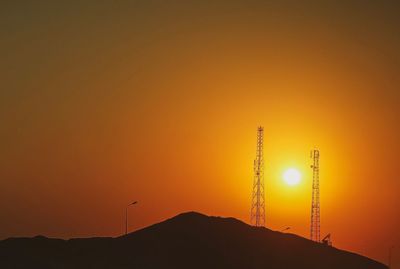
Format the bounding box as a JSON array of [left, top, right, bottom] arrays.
[[251, 127, 265, 227], [310, 149, 320, 242]]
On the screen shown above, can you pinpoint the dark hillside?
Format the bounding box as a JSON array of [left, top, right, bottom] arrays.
[[0, 212, 387, 269]]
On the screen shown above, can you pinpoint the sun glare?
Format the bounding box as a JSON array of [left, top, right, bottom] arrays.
[[283, 168, 301, 186]]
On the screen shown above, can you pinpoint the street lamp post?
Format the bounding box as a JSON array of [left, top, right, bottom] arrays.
[[389, 246, 395, 269], [125, 201, 138, 235]]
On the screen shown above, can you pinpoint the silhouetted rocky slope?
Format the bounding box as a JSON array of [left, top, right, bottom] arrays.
[[0, 212, 387, 269]]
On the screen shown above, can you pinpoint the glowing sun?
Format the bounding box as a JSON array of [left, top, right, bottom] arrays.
[[283, 168, 301, 186]]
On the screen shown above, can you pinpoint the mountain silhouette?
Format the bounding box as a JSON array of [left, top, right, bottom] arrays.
[[0, 212, 387, 269]]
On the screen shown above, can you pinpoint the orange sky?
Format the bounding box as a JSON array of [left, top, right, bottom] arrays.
[[1, 0, 400, 265]]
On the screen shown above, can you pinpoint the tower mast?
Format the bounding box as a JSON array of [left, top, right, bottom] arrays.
[[310, 149, 320, 242], [251, 127, 265, 227]]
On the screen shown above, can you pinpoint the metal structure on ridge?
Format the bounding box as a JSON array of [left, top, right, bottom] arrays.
[[251, 126, 265, 227], [310, 149, 320, 242]]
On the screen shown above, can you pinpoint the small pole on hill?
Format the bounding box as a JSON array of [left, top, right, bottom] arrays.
[[125, 201, 138, 235], [389, 246, 396, 269]]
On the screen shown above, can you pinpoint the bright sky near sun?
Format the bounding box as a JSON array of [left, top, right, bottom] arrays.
[[0, 0, 400, 265], [283, 168, 302, 186]]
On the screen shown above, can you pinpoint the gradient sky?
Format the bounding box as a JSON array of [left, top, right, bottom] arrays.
[[1, 0, 400, 265]]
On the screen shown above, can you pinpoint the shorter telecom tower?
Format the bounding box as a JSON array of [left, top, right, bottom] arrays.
[[310, 149, 320, 242], [250, 127, 265, 227]]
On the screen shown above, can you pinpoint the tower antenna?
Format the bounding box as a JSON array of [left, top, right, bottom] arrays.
[[251, 126, 265, 227], [310, 149, 320, 242]]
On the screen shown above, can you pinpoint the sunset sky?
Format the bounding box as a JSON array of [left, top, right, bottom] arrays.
[[1, 0, 400, 264]]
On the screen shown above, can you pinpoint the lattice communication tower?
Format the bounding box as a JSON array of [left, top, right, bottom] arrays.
[[310, 149, 320, 242], [251, 127, 265, 227]]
